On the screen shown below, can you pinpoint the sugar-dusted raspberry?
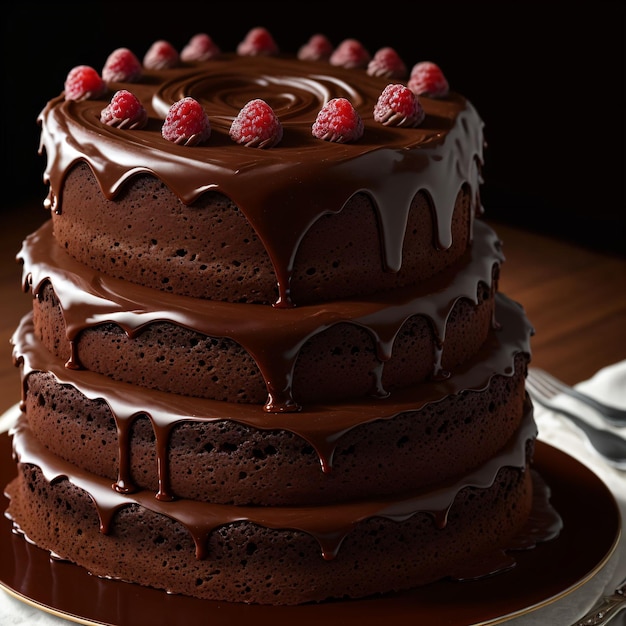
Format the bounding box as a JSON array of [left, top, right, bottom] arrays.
[[329, 38, 370, 69], [312, 98, 364, 143], [100, 90, 148, 130], [297, 34, 333, 61], [229, 99, 283, 148], [102, 48, 143, 83], [180, 33, 221, 62], [236, 27, 279, 56], [373, 84, 425, 128], [143, 40, 179, 70], [64, 65, 107, 101], [408, 61, 449, 97], [367, 47, 407, 79], [162, 97, 211, 146]]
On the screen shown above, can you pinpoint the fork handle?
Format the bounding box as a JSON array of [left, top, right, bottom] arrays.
[[563, 386, 626, 425], [571, 589, 626, 625]]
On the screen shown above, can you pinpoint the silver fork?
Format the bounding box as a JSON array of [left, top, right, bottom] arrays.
[[571, 575, 626, 625], [526, 371, 626, 470], [527, 368, 626, 427]]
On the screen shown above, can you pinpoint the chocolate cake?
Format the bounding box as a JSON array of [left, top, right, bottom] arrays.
[[4, 27, 559, 605]]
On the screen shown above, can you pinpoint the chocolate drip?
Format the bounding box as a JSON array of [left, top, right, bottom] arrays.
[[113, 416, 134, 495]]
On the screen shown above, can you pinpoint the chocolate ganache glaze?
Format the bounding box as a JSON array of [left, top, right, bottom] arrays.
[[38, 54, 484, 308]]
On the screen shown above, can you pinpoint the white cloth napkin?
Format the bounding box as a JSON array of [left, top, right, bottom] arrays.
[[521, 360, 626, 625], [1, 362, 625, 625]]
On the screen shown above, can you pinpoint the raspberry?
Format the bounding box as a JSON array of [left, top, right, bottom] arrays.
[[64, 65, 106, 101], [312, 98, 364, 143], [329, 38, 370, 69], [297, 34, 333, 61], [180, 33, 221, 62], [367, 47, 407, 79], [408, 61, 449, 97], [162, 97, 211, 146], [143, 40, 179, 70], [229, 99, 283, 148], [373, 84, 425, 128], [100, 90, 148, 130], [236, 27, 279, 56], [102, 48, 143, 83]]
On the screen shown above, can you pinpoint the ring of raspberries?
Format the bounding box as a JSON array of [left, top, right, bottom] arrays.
[[63, 28, 450, 147]]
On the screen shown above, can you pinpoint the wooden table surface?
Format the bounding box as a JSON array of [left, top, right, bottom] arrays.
[[1, 206, 625, 417]]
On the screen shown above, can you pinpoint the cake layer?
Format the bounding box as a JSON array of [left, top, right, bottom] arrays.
[[39, 54, 485, 306], [13, 294, 532, 506], [5, 402, 539, 605], [21, 219, 502, 409]]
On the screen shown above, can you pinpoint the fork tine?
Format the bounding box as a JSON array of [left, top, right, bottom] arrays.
[[526, 370, 559, 400], [527, 367, 626, 426], [528, 368, 565, 396], [525, 372, 626, 467]]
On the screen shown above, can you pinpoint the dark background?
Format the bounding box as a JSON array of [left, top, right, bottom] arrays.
[[2, 2, 624, 255]]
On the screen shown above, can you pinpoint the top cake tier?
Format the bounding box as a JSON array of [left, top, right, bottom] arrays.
[[39, 53, 485, 307]]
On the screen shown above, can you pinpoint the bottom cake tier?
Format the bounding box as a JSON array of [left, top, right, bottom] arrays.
[[6, 409, 546, 605]]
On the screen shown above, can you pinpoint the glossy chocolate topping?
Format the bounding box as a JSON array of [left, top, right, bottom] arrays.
[[18, 219, 504, 412], [38, 54, 485, 306]]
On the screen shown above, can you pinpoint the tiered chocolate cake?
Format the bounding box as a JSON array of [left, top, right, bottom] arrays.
[[4, 28, 557, 605]]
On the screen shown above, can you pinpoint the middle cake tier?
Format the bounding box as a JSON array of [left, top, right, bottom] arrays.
[[20, 218, 504, 411]]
